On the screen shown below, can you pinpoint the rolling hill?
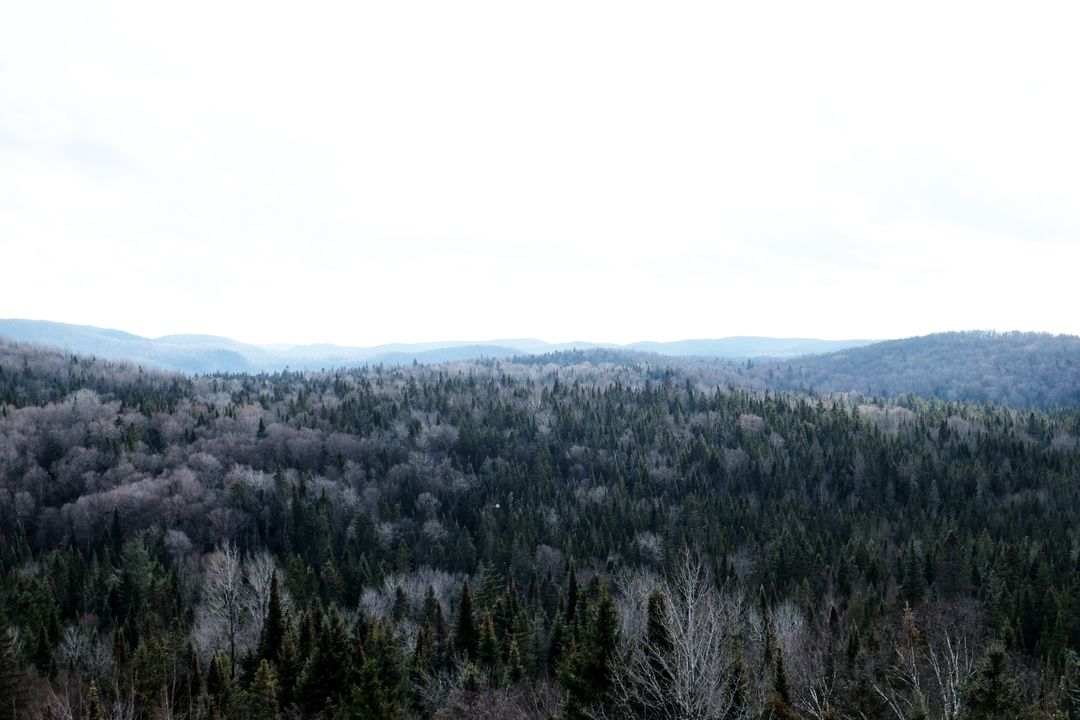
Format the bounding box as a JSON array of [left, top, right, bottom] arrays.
[[751, 330, 1080, 407]]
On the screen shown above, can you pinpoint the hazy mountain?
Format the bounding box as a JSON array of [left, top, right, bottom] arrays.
[[0, 319, 263, 374], [752, 330, 1080, 407], [0, 319, 871, 374], [628, 336, 870, 357]]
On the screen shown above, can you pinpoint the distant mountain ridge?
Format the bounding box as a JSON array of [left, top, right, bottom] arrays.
[[0, 319, 872, 374]]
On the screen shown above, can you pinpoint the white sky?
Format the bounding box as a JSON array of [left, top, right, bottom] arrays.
[[2, 1, 1079, 346]]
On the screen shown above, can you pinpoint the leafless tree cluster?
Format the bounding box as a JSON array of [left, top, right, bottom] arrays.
[[607, 553, 750, 720], [191, 544, 288, 666]]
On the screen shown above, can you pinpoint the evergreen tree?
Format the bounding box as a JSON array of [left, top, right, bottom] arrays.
[[558, 584, 620, 720], [643, 587, 676, 716], [186, 645, 204, 711], [956, 643, 1025, 720], [455, 579, 479, 660], [259, 573, 286, 663], [276, 623, 302, 708], [507, 639, 524, 683], [725, 632, 751, 720], [298, 610, 351, 712], [478, 612, 501, 683], [566, 561, 580, 631], [86, 681, 107, 720], [247, 660, 280, 720], [342, 657, 398, 720], [207, 651, 237, 717]]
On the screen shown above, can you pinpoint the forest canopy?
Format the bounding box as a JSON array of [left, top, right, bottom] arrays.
[[1, 339, 1079, 719]]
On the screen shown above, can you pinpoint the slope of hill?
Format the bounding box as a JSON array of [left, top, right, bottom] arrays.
[[753, 330, 1080, 407]]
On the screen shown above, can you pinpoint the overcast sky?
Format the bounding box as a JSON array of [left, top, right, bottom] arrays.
[[2, 1, 1079, 346]]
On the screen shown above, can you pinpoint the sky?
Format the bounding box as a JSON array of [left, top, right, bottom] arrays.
[[2, 1, 1079, 346]]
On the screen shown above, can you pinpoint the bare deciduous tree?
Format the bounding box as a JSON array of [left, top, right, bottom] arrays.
[[607, 551, 743, 720], [872, 603, 981, 720], [192, 544, 247, 667]]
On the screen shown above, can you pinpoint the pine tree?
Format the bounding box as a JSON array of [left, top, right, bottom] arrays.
[[207, 651, 237, 717], [431, 599, 452, 671], [186, 645, 204, 711], [725, 632, 751, 720], [460, 661, 483, 695], [558, 584, 620, 720], [86, 681, 107, 720], [246, 660, 280, 720], [956, 643, 1025, 720], [297, 610, 350, 711], [507, 639, 524, 683], [343, 657, 398, 720], [365, 621, 406, 713], [758, 648, 801, 720], [455, 579, 479, 660], [548, 611, 568, 673], [758, 586, 775, 669], [643, 587, 676, 715], [478, 612, 501, 682], [259, 574, 286, 663], [566, 561, 580, 631], [276, 623, 302, 708], [773, 650, 791, 706], [392, 585, 410, 623]]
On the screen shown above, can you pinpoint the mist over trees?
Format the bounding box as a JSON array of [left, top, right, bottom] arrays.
[[1, 338, 1080, 718]]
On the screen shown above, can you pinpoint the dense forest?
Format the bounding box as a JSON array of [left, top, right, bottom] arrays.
[[1, 339, 1080, 719]]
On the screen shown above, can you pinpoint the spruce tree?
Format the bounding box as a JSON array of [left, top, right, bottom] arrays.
[[566, 561, 580, 631], [343, 657, 398, 720], [507, 639, 524, 683], [297, 610, 350, 712], [186, 645, 204, 711], [558, 584, 620, 720], [259, 574, 286, 663], [644, 587, 676, 716], [956, 643, 1025, 720], [207, 651, 236, 718], [86, 681, 107, 720], [455, 579, 479, 660], [276, 624, 302, 708], [478, 612, 501, 682], [725, 632, 751, 720], [247, 660, 280, 720]]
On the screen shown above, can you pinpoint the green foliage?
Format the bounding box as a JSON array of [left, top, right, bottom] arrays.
[[558, 584, 620, 720], [455, 579, 478, 661], [957, 644, 1025, 720], [246, 660, 280, 720]]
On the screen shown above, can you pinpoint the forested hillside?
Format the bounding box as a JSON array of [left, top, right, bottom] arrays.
[[2, 339, 1080, 719], [752, 331, 1080, 408]]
